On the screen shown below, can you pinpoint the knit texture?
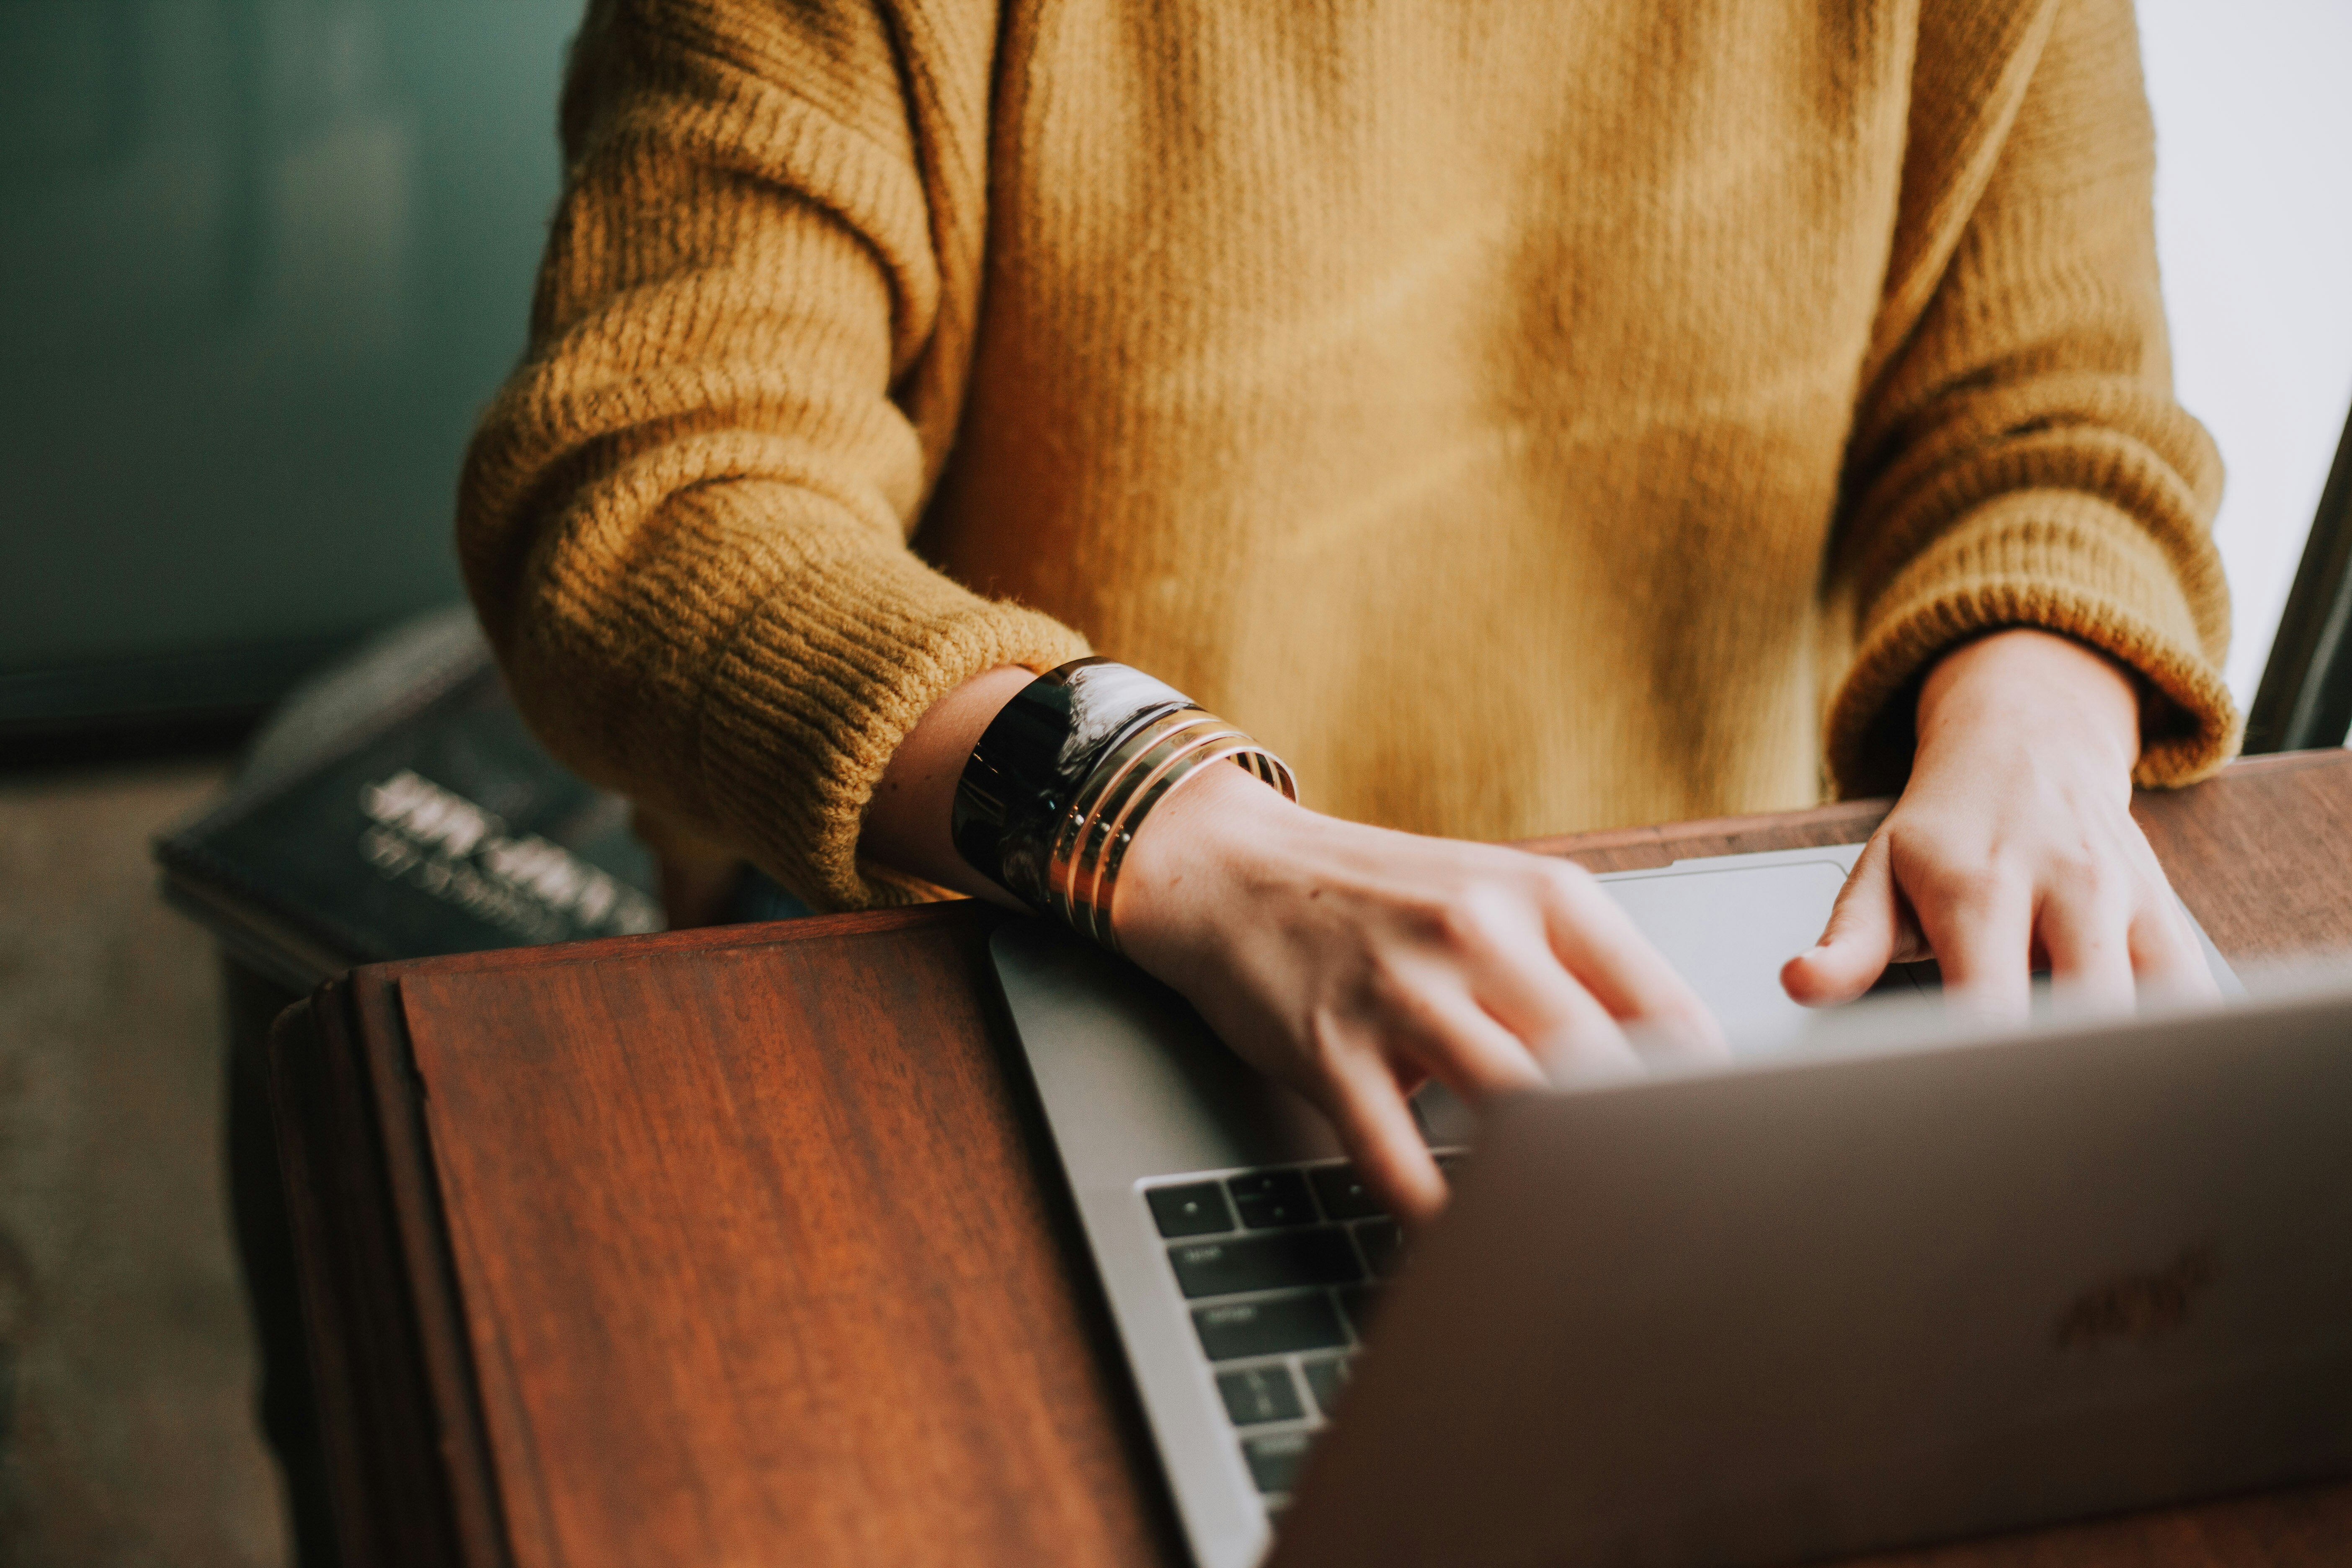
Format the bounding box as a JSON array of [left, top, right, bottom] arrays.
[[459, 0, 2234, 910]]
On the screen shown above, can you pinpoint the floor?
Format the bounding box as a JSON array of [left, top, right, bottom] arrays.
[[0, 758, 287, 1567]]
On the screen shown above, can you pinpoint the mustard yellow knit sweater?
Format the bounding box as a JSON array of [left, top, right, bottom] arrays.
[[459, 0, 2235, 911]]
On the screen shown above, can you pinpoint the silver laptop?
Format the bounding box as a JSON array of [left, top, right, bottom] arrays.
[[988, 845, 2347, 1568]]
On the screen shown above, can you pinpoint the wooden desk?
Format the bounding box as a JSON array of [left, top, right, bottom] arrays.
[[270, 751, 2352, 1568]]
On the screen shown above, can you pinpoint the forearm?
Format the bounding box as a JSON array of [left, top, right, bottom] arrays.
[[857, 664, 1038, 905], [857, 663, 1300, 915], [1915, 628, 2139, 776]]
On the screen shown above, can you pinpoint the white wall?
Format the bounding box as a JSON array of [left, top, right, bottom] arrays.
[[2140, 0, 2352, 706]]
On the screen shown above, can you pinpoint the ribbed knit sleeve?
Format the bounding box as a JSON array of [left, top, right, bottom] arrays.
[[456, 0, 1086, 910], [1825, 0, 2235, 797]]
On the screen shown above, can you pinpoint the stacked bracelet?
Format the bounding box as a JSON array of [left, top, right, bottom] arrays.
[[950, 658, 1297, 949]]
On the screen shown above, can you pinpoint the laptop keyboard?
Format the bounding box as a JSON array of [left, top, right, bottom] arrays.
[[1142, 1153, 1462, 1513]]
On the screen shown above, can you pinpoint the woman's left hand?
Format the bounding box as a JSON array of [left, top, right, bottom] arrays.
[[1782, 627, 2217, 1019]]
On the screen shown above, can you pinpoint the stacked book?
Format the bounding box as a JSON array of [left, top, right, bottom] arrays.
[[156, 609, 663, 991]]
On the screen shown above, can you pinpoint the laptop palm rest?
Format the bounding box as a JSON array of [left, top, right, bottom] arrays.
[[994, 920, 1345, 1182]]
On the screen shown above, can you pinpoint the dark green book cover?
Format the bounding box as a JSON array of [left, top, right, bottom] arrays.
[[157, 648, 662, 989]]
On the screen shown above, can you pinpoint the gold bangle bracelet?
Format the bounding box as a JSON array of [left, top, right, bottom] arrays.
[[1044, 709, 1229, 926], [1042, 707, 1296, 950], [1063, 722, 1253, 940], [1085, 736, 1286, 949], [951, 658, 1295, 936]]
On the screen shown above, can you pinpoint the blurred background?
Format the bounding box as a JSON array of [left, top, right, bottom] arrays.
[[0, 0, 581, 756], [0, 3, 581, 1563], [0, 2, 2346, 1564]]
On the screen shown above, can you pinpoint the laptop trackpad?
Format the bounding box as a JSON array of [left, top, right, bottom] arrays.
[[1410, 857, 1856, 1142], [1597, 851, 2238, 1056], [1600, 858, 1857, 1054]]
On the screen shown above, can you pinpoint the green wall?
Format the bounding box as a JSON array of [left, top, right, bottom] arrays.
[[0, 0, 581, 686]]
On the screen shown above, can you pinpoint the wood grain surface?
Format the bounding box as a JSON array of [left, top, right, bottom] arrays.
[[271, 752, 2352, 1568]]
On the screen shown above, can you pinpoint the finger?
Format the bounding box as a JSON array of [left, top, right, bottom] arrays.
[[1540, 869, 1724, 1048], [1313, 1045, 1448, 1224], [1781, 834, 1899, 1007], [1915, 864, 2034, 1022], [2035, 884, 2136, 1017], [1516, 977, 1649, 1084], [1381, 974, 1552, 1101], [2129, 893, 2220, 1002], [1458, 910, 1646, 1068]]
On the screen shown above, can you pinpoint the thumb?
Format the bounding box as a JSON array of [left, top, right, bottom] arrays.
[[1782, 835, 1898, 1006]]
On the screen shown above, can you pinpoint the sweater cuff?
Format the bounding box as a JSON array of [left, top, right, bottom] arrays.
[[690, 529, 1091, 912], [1827, 490, 2239, 798]]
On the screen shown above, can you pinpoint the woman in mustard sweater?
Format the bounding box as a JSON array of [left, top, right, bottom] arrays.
[[462, 0, 2233, 1217]]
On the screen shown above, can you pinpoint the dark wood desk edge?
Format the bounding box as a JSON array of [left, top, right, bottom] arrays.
[[269, 976, 512, 1568]]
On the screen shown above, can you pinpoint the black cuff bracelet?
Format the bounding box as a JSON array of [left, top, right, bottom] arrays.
[[949, 658, 1295, 942]]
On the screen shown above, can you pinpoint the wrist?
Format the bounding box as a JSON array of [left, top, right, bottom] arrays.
[[1916, 628, 2140, 774], [1114, 757, 1300, 960], [861, 663, 1039, 905], [942, 657, 1298, 944]]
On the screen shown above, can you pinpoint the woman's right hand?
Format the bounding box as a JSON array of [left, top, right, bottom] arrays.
[[855, 663, 1721, 1224], [1114, 761, 1723, 1223]]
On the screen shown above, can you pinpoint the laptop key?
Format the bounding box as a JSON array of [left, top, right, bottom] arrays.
[[1308, 1164, 1385, 1221], [1242, 1431, 1315, 1496], [1337, 1283, 1379, 1340], [1217, 1365, 1305, 1426], [1228, 1169, 1316, 1228], [1170, 1228, 1363, 1299], [1301, 1355, 1351, 1417], [1353, 1217, 1403, 1278], [1148, 1181, 1236, 1238], [1194, 1292, 1349, 1360]]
